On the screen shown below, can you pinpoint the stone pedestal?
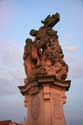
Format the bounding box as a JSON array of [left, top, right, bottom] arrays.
[[21, 76, 71, 125], [25, 86, 66, 125]]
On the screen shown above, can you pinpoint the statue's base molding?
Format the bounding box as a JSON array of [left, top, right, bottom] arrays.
[[18, 75, 71, 96]]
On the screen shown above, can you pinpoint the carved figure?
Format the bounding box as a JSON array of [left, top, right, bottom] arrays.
[[23, 13, 68, 82], [23, 38, 41, 79], [41, 13, 60, 28]]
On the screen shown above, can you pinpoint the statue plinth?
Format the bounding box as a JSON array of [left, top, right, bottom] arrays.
[[19, 76, 70, 125]]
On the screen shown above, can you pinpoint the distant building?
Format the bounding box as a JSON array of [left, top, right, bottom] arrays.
[[0, 120, 12, 125], [0, 120, 23, 125]]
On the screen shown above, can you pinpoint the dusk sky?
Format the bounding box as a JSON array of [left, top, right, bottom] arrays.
[[0, 0, 83, 125]]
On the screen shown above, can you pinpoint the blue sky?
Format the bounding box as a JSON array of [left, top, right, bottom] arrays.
[[0, 0, 83, 125]]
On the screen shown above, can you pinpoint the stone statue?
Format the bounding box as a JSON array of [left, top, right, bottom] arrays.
[[23, 13, 68, 83], [18, 13, 71, 125]]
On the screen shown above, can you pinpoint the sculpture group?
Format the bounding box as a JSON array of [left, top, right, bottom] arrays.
[[23, 13, 68, 86], [19, 13, 71, 125]]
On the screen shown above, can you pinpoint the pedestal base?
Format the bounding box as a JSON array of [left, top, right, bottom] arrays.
[[25, 85, 66, 125], [19, 76, 70, 125]]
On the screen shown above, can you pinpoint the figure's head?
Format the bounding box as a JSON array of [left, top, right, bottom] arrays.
[[25, 38, 32, 45], [30, 29, 38, 36]]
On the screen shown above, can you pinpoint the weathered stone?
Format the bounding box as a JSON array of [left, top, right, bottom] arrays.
[[18, 13, 71, 125], [22, 13, 69, 82]]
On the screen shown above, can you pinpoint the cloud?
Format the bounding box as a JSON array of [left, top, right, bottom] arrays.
[[0, 94, 26, 122], [0, 40, 25, 97], [71, 60, 83, 79], [0, 1, 10, 27], [0, 41, 25, 80], [0, 78, 23, 96], [65, 55, 83, 80], [61, 44, 82, 80], [0, 40, 26, 121], [64, 45, 78, 52]]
